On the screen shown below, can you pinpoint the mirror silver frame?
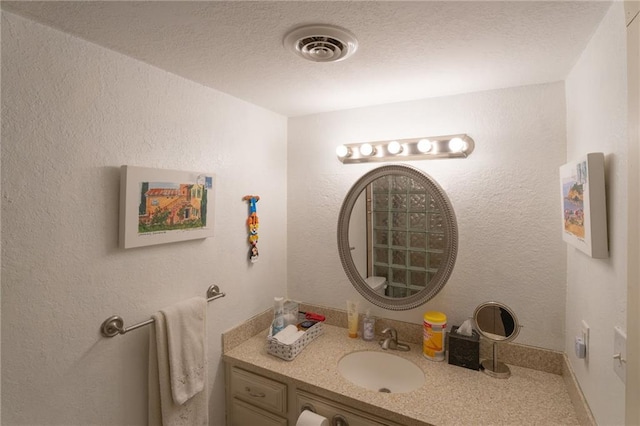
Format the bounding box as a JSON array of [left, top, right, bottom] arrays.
[[337, 164, 458, 310], [473, 301, 521, 342]]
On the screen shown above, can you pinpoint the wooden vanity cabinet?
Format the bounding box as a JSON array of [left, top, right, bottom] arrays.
[[225, 365, 405, 426]]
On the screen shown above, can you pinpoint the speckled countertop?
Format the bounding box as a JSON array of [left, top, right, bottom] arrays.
[[223, 323, 580, 426]]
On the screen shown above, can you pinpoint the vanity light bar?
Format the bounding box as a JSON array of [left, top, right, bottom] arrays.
[[336, 134, 475, 164]]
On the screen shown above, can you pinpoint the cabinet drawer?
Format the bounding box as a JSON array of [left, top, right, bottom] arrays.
[[297, 390, 404, 426], [230, 367, 287, 415], [231, 398, 287, 426]]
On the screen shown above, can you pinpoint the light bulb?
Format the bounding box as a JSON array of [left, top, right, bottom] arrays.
[[387, 140, 402, 155], [359, 143, 375, 156], [336, 145, 351, 158], [417, 139, 433, 153], [448, 137, 466, 153]]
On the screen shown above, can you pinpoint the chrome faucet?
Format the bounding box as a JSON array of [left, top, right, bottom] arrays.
[[379, 327, 410, 351]]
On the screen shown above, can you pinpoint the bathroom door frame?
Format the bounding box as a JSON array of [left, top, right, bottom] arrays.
[[626, 2, 640, 425]]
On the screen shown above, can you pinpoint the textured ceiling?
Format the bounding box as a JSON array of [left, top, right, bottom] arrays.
[[2, 1, 611, 117]]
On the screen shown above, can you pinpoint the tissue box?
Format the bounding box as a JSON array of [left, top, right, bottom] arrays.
[[448, 325, 480, 371]]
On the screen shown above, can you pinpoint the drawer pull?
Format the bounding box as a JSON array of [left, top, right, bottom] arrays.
[[332, 414, 349, 426], [244, 386, 266, 398]]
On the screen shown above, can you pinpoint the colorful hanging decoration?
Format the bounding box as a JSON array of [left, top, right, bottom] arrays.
[[243, 195, 260, 263]]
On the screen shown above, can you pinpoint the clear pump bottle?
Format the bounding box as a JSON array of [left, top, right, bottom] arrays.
[[362, 309, 375, 341], [272, 297, 285, 335]]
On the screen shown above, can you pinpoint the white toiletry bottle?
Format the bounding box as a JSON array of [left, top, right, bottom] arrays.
[[363, 309, 375, 341], [272, 297, 285, 335]]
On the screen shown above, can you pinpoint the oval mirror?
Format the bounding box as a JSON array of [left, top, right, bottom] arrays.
[[473, 301, 520, 342], [473, 301, 520, 378], [337, 164, 458, 310]]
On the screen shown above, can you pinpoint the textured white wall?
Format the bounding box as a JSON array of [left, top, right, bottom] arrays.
[[565, 3, 628, 424], [288, 82, 567, 351], [0, 13, 3, 418], [2, 5, 629, 425], [625, 2, 640, 423], [1, 12, 287, 426]]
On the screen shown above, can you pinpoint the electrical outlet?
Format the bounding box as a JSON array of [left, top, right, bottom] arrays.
[[581, 320, 590, 360], [613, 326, 627, 383]]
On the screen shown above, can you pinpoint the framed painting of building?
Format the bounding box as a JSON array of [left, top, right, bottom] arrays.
[[119, 166, 215, 249], [560, 152, 608, 258]]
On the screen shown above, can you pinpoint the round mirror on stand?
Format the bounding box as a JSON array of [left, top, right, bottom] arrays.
[[473, 301, 521, 378], [337, 164, 458, 310]]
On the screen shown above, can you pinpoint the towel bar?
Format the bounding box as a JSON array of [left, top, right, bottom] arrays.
[[100, 285, 226, 338]]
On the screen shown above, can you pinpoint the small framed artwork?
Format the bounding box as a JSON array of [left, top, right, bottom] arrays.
[[119, 165, 215, 249], [560, 152, 608, 258]]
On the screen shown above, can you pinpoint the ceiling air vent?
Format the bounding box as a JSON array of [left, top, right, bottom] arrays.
[[284, 25, 358, 63]]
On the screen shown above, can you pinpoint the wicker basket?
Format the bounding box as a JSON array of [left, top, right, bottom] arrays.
[[266, 322, 324, 361]]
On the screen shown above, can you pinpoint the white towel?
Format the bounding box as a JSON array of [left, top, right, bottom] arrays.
[[148, 297, 208, 426]]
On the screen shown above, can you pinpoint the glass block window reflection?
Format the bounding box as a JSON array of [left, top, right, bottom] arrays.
[[370, 176, 444, 296]]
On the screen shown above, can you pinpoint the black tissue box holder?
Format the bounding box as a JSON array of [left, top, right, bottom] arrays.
[[448, 325, 480, 371]]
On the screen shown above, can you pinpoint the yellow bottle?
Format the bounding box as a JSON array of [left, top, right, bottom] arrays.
[[423, 311, 447, 361]]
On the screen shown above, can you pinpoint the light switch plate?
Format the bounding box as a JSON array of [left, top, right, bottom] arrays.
[[581, 320, 590, 360], [613, 326, 627, 383]]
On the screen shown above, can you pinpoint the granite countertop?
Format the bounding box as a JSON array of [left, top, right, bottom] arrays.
[[223, 323, 580, 426]]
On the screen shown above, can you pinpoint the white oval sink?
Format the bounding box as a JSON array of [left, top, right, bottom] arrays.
[[337, 351, 424, 393]]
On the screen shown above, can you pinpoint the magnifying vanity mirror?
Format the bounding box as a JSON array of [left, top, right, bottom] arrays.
[[337, 164, 458, 310], [473, 301, 521, 378]]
